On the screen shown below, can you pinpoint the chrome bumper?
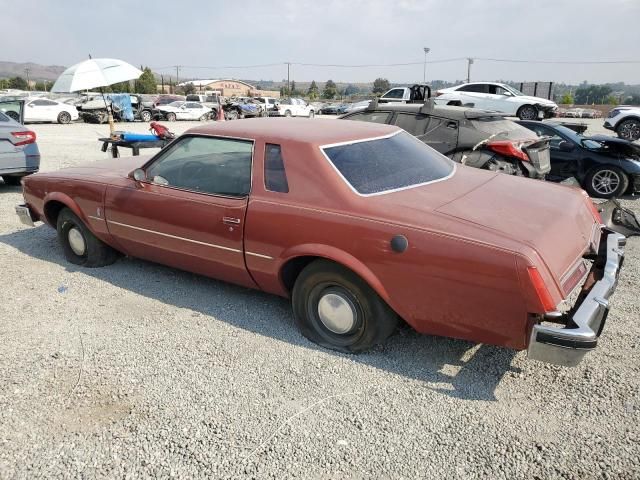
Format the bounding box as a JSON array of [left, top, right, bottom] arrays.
[[15, 204, 36, 227], [527, 232, 625, 367]]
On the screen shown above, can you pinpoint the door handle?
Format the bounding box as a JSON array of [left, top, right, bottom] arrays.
[[222, 217, 241, 225]]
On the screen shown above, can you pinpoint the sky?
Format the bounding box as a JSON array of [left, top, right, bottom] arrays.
[[4, 0, 640, 85]]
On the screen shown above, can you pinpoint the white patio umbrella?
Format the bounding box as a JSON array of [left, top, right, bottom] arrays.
[[51, 58, 143, 136]]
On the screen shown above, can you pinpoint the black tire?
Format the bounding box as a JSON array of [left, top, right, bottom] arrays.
[[2, 175, 22, 186], [517, 105, 538, 120], [56, 208, 119, 267], [166, 112, 177, 122], [226, 110, 238, 120], [140, 110, 152, 122], [584, 166, 629, 199], [616, 118, 640, 141], [6, 110, 19, 121], [292, 260, 398, 353], [284, 110, 292, 117], [57, 111, 72, 124], [199, 113, 210, 121]]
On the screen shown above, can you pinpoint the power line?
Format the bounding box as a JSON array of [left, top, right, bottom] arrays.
[[476, 57, 640, 65]]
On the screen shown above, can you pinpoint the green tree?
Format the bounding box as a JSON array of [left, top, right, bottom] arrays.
[[606, 95, 619, 106], [183, 82, 196, 95], [135, 67, 157, 94], [110, 81, 131, 93], [290, 80, 298, 96], [344, 84, 359, 96], [279, 85, 290, 97], [372, 78, 390, 94], [307, 80, 319, 100], [8, 76, 28, 90], [560, 93, 574, 105], [322, 80, 337, 99], [0, 78, 8, 89]]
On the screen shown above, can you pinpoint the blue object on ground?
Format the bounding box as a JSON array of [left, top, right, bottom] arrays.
[[105, 94, 134, 122], [121, 133, 161, 142]]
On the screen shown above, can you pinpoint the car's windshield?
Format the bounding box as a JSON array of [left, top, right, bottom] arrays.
[[504, 85, 524, 96], [553, 124, 604, 149], [322, 131, 454, 195], [168, 101, 184, 107]]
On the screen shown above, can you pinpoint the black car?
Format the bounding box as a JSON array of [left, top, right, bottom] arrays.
[[340, 101, 551, 179], [517, 120, 640, 198]]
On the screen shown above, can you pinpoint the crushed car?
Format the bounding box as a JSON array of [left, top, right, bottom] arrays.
[[15, 118, 625, 367]]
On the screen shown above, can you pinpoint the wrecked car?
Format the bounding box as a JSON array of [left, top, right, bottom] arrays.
[[16, 118, 625, 367], [340, 99, 551, 179], [517, 120, 640, 198]]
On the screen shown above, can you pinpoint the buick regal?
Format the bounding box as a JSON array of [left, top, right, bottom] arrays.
[[16, 118, 625, 366]]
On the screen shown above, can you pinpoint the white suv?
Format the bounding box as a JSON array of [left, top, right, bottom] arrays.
[[435, 82, 557, 120], [604, 106, 640, 141]]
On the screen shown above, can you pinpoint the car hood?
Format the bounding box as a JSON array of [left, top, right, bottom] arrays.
[[517, 95, 557, 107], [364, 166, 596, 281]]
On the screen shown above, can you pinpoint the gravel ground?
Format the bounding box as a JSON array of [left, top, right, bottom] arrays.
[[0, 118, 639, 479]]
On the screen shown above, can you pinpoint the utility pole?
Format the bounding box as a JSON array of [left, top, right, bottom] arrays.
[[423, 47, 430, 84], [24, 67, 31, 91], [286, 62, 291, 97], [466, 58, 474, 83]]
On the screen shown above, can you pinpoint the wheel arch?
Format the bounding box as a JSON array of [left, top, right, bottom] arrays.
[[43, 193, 87, 228], [614, 115, 640, 130], [277, 245, 396, 312]]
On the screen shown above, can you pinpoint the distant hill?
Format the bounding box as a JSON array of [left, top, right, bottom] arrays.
[[0, 61, 66, 81]]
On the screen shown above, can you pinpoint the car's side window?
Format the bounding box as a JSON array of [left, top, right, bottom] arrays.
[[347, 111, 392, 124], [393, 113, 430, 136], [381, 89, 405, 99], [146, 136, 253, 197], [264, 144, 289, 193], [458, 84, 487, 93]]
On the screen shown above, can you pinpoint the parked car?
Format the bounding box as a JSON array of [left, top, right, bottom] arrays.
[[255, 97, 281, 116], [434, 82, 558, 120], [0, 100, 40, 185], [221, 98, 264, 120], [339, 101, 551, 179], [604, 106, 640, 141], [16, 118, 625, 367], [517, 120, 640, 198], [155, 101, 213, 121], [185, 93, 222, 117], [318, 103, 342, 115], [23, 98, 79, 124], [277, 98, 315, 118], [154, 95, 185, 108], [378, 84, 432, 104]]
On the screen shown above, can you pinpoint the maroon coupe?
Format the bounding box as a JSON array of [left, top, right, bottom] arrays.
[[16, 118, 625, 366]]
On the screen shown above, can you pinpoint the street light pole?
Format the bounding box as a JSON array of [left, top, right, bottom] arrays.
[[466, 58, 474, 83], [423, 47, 430, 83]]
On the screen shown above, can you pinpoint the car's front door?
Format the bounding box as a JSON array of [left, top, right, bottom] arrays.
[[104, 135, 256, 288], [527, 124, 577, 181]]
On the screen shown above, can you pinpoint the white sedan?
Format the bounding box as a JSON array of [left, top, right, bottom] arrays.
[[24, 98, 79, 124], [156, 101, 212, 121], [435, 82, 557, 120], [277, 98, 315, 118]]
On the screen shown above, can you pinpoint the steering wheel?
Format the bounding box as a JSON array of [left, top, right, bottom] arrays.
[[178, 160, 206, 187]]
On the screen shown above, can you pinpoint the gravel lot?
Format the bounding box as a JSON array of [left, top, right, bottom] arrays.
[[1, 118, 639, 479]]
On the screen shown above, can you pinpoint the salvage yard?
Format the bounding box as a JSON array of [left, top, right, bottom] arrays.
[[1, 119, 639, 479]]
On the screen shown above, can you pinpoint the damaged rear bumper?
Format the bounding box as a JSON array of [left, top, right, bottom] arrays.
[[527, 232, 625, 367]]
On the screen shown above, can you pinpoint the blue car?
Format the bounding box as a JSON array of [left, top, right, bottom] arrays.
[[0, 100, 40, 185]]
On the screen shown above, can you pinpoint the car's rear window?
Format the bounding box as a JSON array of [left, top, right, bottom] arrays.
[[322, 131, 454, 195], [471, 118, 537, 139]]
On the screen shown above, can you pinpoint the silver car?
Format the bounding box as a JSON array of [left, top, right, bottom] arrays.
[[0, 100, 40, 185]]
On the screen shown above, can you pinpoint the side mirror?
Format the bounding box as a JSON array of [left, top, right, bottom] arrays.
[[558, 140, 574, 152], [129, 168, 146, 182]]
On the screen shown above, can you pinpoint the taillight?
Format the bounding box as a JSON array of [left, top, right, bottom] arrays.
[[12, 131, 36, 146], [486, 140, 529, 162], [527, 266, 556, 312]]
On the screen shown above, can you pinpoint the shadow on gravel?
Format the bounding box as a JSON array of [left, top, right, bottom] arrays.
[[1, 225, 519, 401]]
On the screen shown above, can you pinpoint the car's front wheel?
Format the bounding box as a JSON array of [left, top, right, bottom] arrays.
[[284, 110, 292, 117], [292, 260, 398, 353], [517, 105, 538, 120], [140, 110, 152, 122], [57, 111, 72, 124], [166, 112, 177, 122], [584, 166, 629, 198], [56, 208, 119, 267], [616, 118, 640, 141]]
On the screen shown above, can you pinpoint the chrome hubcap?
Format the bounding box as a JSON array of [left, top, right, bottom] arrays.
[[592, 170, 620, 195], [317, 292, 356, 334], [68, 227, 86, 256]]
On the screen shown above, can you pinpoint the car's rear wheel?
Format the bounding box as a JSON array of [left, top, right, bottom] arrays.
[[2, 175, 23, 186], [284, 110, 292, 117], [57, 111, 72, 124], [199, 113, 210, 121], [292, 260, 398, 353], [140, 110, 152, 122], [517, 105, 538, 120], [165, 112, 177, 122], [616, 118, 640, 141], [308, 110, 315, 118], [56, 208, 119, 267], [584, 166, 629, 198]]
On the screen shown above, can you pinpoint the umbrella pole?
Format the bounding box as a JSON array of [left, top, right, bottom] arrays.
[[100, 87, 116, 138]]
